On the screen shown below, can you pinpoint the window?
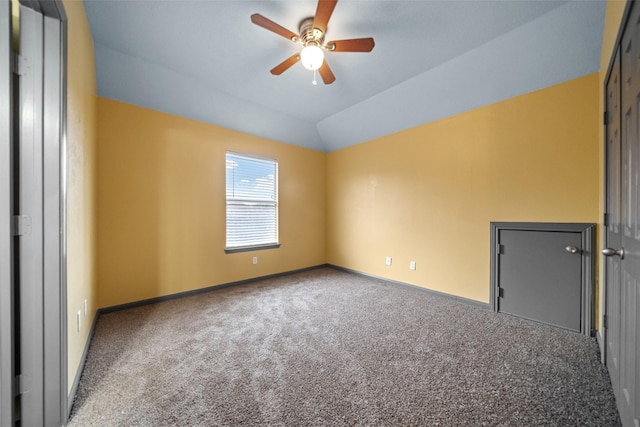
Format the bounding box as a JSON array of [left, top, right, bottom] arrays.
[[225, 152, 279, 253]]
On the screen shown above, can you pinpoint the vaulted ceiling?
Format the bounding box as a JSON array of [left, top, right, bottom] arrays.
[[84, 0, 605, 152]]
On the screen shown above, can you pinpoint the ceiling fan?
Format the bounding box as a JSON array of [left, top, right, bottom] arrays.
[[250, 0, 375, 85]]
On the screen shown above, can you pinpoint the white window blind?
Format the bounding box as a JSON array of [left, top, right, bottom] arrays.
[[226, 152, 279, 251]]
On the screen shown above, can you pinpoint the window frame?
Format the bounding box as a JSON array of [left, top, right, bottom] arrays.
[[224, 151, 280, 254]]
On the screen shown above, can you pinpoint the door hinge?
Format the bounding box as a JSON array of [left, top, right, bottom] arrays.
[[12, 215, 32, 236], [604, 213, 609, 227], [11, 53, 18, 75], [497, 244, 504, 255], [603, 314, 608, 329], [604, 110, 608, 125], [14, 375, 23, 396], [12, 53, 28, 76], [498, 287, 504, 298], [11, 53, 24, 76]]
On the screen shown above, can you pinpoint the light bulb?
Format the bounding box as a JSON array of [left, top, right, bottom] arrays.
[[300, 45, 324, 71]]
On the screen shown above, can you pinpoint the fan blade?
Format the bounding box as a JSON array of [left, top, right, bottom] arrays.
[[312, 0, 337, 34], [318, 60, 336, 84], [251, 14, 298, 41], [328, 38, 375, 52], [270, 54, 301, 75]]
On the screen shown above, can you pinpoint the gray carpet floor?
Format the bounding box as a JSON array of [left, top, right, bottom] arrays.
[[68, 268, 621, 426]]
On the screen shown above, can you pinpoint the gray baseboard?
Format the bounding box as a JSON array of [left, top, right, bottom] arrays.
[[100, 264, 329, 314], [67, 310, 99, 418], [597, 328, 605, 363], [327, 264, 492, 310]]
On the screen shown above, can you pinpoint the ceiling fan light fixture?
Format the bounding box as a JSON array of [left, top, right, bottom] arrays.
[[251, 0, 375, 84], [300, 45, 324, 70]]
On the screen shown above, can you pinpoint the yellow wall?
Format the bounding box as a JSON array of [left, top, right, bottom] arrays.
[[327, 74, 600, 303], [96, 98, 326, 308], [10, 0, 17, 51], [63, 0, 98, 393]]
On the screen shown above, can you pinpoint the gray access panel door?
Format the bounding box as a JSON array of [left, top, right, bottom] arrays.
[[497, 230, 583, 332]]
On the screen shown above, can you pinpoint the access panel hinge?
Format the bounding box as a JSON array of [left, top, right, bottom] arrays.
[[12, 215, 32, 236]]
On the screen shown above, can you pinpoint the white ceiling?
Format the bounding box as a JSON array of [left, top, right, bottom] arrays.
[[84, 0, 606, 152]]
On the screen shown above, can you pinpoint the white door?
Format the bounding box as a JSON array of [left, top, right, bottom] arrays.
[[604, 3, 640, 425], [17, 6, 46, 423], [11, 3, 67, 425]]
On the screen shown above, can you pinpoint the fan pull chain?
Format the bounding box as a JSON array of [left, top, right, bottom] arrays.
[[312, 70, 318, 85]]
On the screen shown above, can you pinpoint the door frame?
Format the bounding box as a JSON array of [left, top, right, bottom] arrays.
[[490, 222, 597, 336]]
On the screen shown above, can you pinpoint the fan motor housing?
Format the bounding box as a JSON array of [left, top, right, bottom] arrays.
[[298, 17, 325, 46]]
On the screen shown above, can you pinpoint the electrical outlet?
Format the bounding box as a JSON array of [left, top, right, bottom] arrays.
[[385, 256, 392, 266], [410, 261, 416, 270], [83, 299, 88, 316], [253, 256, 258, 265], [77, 310, 81, 332]]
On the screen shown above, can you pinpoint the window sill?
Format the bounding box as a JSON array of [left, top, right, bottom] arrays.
[[225, 243, 281, 254]]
